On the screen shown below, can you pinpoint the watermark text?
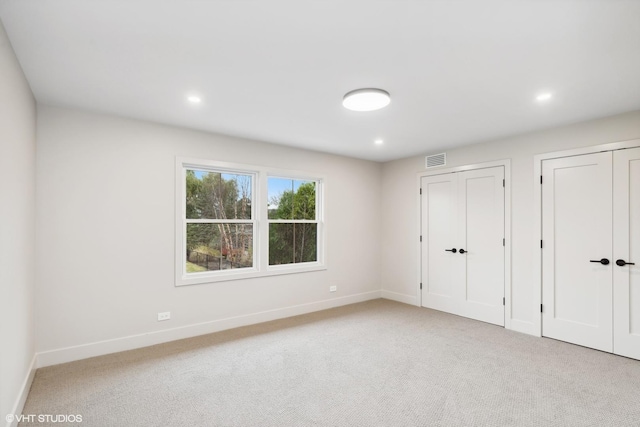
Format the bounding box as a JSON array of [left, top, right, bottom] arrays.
[[6, 414, 83, 424]]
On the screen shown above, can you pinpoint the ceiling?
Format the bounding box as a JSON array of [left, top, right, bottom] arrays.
[[1, 0, 639, 162]]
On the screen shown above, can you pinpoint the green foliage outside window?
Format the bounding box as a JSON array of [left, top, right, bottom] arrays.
[[269, 182, 318, 265], [185, 170, 253, 271]]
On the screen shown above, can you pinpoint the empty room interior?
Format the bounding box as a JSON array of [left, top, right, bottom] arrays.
[[2, 1, 640, 426]]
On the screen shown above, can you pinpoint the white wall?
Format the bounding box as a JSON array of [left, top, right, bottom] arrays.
[[381, 110, 640, 334], [35, 106, 382, 365], [0, 19, 37, 424]]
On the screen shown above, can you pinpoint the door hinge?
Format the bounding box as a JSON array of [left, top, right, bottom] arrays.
[[503, 297, 505, 306], [502, 179, 505, 188], [540, 240, 543, 249], [540, 175, 543, 184], [420, 282, 423, 290], [420, 235, 422, 242], [503, 238, 505, 246], [541, 304, 543, 313], [420, 188, 422, 195]]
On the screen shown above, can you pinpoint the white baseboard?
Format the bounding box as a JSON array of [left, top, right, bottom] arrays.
[[381, 290, 418, 306], [37, 291, 382, 368], [508, 318, 538, 337], [6, 353, 37, 427]]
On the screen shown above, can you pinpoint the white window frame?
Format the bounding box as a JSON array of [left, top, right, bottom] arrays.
[[176, 157, 325, 286], [266, 174, 324, 273]]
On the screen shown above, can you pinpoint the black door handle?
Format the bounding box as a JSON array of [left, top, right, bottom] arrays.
[[459, 249, 466, 254], [616, 259, 636, 266], [590, 258, 610, 265], [445, 248, 457, 253]]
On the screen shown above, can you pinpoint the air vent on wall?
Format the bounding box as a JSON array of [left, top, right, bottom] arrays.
[[425, 153, 446, 169]]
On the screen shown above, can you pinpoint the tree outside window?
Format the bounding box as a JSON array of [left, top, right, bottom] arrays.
[[268, 178, 318, 265], [177, 158, 324, 286], [185, 170, 254, 273]]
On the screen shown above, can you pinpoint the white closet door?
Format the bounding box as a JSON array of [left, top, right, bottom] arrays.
[[458, 167, 505, 326], [421, 167, 504, 326], [542, 152, 613, 352], [613, 147, 640, 360], [421, 173, 460, 314]]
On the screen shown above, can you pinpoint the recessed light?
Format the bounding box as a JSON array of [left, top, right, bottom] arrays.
[[187, 95, 202, 104], [374, 139, 384, 145], [536, 93, 553, 102], [343, 88, 390, 112]]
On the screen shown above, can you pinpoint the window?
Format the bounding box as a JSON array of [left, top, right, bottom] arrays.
[[176, 158, 324, 286], [268, 178, 318, 266], [185, 169, 255, 273]]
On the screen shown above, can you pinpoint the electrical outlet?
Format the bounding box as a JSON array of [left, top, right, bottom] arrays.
[[157, 312, 171, 321], [330, 286, 337, 292]]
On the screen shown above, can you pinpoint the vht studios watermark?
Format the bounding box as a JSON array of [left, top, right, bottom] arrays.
[[6, 414, 83, 424]]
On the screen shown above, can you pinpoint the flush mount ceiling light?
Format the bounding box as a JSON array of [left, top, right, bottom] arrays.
[[536, 92, 553, 102], [187, 95, 202, 104], [374, 139, 384, 145], [343, 88, 390, 112]]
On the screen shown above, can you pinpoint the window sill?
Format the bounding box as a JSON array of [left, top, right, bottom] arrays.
[[176, 263, 327, 287]]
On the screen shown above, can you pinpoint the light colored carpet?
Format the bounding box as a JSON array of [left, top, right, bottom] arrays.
[[20, 300, 640, 427]]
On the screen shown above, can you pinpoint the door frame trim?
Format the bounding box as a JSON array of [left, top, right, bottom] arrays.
[[533, 138, 640, 337], [417, 159, 512, 329]]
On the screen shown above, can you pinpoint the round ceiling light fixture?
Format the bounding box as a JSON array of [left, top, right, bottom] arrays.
[[536, 92, 553, 102], [343, 88, 391, 112]]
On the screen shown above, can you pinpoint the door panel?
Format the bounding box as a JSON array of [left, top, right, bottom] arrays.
[[613, 147, 640, 359], [421, 174, 459, 313], [421, 167, 505, 326], [459, 168, 505, 326], [542, 152, 613, 352]]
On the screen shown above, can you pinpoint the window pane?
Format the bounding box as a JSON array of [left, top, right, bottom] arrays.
[[269, 223, 317, 265], [293, 180, 316, 220], [186, 223, 253, 271], [186, 170, 252, 220], [268, 178, 316, 220]]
